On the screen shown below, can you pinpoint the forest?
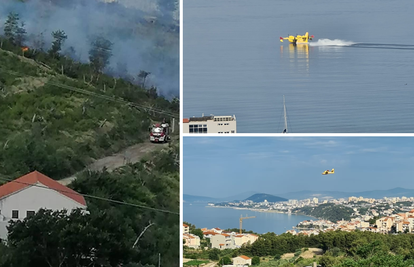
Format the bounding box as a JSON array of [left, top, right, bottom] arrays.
[[184, 224, 414, 267]]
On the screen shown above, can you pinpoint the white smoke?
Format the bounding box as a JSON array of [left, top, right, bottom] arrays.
[[0, 0, 179, 97]]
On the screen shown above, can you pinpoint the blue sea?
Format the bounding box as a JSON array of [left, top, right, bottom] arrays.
[[183, 0, 414, 133], [184, 203, 315, 234]]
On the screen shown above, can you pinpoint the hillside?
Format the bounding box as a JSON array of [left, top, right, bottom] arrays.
[[0, 2, 179, 266], [245, 193, 288, 203], [293, 203, 354, 222], [0, 46, 178, 180]]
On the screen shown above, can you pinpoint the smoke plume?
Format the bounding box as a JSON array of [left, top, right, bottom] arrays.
[[0, 0, 179, 98]]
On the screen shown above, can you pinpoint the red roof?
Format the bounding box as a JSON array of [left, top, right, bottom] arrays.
[[0, 171, 86, 206], [183, 118, 189, 123], [240, 255, 251, 260], [203, 231, 216, 235], [183, 224, 189, 227]]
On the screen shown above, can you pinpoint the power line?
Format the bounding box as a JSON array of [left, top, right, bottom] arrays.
[[0, 176, 179, 215], [0, 68, 179, 118]]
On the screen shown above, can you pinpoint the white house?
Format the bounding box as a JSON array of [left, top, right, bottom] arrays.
[[183, 233, 201, 249], [233, 255, 252, 266], [0, 171, 87, 240]]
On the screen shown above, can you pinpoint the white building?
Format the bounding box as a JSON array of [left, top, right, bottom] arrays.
[[0, 171, 87, 240], [183, 223, 190, 234], [183, 233, 201, 249], [183, 115, 237, 134], [233, 255, 252, 266]]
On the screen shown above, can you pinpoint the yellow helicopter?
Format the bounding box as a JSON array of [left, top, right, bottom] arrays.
[[280, 32, 314, 44], [322, 169, 335, 175]]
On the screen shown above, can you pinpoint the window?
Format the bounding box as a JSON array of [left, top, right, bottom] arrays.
[[189, 124, 207, 134], [26, 211, 35, 217], [12, 210, 18, 219], [231, 130, 235, 133]]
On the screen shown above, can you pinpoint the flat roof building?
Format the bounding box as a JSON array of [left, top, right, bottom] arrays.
[[183, 114, 237, 134]]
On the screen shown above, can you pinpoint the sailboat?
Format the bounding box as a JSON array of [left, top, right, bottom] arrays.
[[282, 95, 288, 134]]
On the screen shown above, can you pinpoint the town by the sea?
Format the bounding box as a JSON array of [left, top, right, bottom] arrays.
[[183, 203, 315, 234]]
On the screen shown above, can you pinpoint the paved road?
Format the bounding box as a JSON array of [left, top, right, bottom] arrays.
[[58, 141, 169, 186]]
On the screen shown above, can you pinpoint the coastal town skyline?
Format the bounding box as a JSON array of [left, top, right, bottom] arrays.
[[184, 137, 414, 198]]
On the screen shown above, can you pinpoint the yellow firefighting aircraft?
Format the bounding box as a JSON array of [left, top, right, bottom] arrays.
[[280, 32, 314, 44], [322, 169, 334, 175]]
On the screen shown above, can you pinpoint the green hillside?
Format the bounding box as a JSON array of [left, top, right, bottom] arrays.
[[293, 203, 354, 222], [0, 9, 180, 266], [0, 43, 178, 180]]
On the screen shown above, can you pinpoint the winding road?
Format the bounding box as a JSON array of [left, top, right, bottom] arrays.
[[58, 140, 172, 186]]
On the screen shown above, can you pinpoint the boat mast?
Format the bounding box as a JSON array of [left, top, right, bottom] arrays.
[[283, 95, 288, 133]]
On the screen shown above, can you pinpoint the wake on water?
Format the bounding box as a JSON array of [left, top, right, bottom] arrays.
[[310, 39, 355, 46], [310, 39, 414, 50]]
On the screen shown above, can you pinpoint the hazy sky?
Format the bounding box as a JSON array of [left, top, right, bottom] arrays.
[[183, 137, 414, 198]]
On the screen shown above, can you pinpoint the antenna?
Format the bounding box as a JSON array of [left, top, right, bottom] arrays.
[[283, 95, 288, 133]]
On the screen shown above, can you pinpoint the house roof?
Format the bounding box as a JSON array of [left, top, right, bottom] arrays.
[[203, 231, 216, 235], [183, 118, 189, 123], [183, 224, 189, 227], [0, 171, 86, 206], [239, 255, 251, 260]]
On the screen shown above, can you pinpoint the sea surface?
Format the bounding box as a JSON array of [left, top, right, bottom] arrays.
[[183, 0, 414, 133], [184, 203, 315, 234]]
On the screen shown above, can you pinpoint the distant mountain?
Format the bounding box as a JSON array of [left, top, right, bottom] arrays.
[[184, 188, 414, 204], [244, 193, 288, 203], [278, 187, 414, 200], [220, 191, 259, 202], [184, 191, 258, 203]]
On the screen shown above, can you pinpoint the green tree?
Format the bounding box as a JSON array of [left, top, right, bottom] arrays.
[[191, 228, 204, 240], [6, 208, 135, 267], [219, 257, 232, 265], [4, 12, 19, 44], [252, 256, 260, 265], [138, 70, 151, 88], [209, 248, 220, 261], [50, 30, 68, 56], [89, 36, 113, 74], [147, 86, 158, 99], [15, 22, 27, 47]]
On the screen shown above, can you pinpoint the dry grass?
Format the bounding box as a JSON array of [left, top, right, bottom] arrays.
[[282, 248, 324, 260]]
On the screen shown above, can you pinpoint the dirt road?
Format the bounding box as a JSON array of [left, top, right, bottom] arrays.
[[182, 259, 216, 267], [58, 141, 169, 186]]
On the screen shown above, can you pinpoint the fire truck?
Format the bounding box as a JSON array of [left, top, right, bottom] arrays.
[[149, 121, 171, 143]]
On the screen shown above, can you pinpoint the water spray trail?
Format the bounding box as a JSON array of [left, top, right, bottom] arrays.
[[310, 39, 355, 46]]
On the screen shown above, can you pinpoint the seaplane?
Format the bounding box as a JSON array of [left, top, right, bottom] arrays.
[[280, 32, 314, 44], [322, 169, 334, 175]]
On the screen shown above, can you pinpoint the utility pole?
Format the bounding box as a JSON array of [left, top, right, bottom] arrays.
[[158, 253, 161, 267], [172, 118, 175, 133]]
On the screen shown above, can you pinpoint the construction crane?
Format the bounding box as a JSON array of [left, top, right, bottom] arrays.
[[239, 215, 255, 234]]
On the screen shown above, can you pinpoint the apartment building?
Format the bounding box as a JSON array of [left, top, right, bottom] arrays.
[[183, 115, 237, 134]]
